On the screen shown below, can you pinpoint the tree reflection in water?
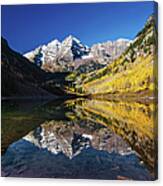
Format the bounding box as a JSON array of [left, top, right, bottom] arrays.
[[1, 98, 157, 180]]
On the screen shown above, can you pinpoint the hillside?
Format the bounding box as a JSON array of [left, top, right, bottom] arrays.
[[1, 38, 53, 97], [66, 15, 158, 97]]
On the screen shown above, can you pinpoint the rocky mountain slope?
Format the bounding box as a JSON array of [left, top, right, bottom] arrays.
[[67, 15, 157, 97], [90, 38, 130, 64], [24, 35, 130, 73], [24, 35, 90, 72]]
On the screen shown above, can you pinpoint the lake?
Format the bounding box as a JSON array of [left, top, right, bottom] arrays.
[[1, 98, 157, 180]]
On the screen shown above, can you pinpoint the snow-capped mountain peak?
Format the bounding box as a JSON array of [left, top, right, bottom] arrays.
[[63, 35, 80, 44], [47, 39, 61, 47], [24, 35, 131, 72]]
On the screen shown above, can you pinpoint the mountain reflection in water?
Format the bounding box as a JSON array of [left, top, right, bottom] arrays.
[[1, 98, 157, 180]]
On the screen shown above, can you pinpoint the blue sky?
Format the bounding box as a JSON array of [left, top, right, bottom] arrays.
[[1, 1, 155, 54]]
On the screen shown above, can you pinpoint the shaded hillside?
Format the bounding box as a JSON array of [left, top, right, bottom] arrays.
[[67, 15, 158, 97], [1, 38, 72, 97], [1, 37, 52, 97]]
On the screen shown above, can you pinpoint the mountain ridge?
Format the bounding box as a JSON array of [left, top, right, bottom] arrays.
[[24, 35, 130, 73]]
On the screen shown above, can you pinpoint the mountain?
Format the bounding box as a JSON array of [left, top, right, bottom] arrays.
[[73, 38, 131, 74], [67, 15, 157, 97], [90, 38, 131, 64], [24, 36, 130, 73], [1, 37, 53, 97], [24, 35, 90, 72], [59, 35, 90, 61], [2, 15, 157, 98]]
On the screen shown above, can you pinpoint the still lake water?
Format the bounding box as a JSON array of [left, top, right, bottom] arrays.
[[1, 98, 157, 180]]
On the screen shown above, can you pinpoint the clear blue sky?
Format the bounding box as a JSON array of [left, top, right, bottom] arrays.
[[1, 1, 155, 54]]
